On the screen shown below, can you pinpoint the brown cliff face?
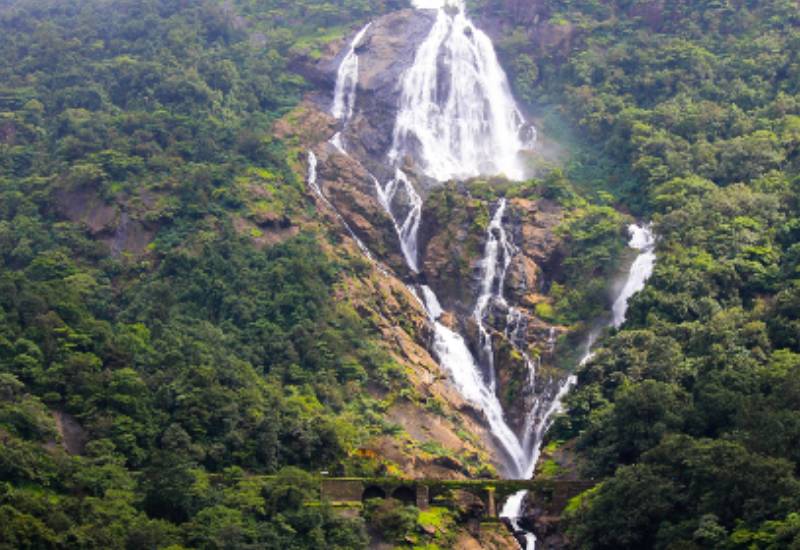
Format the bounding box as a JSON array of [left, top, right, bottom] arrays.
[[273, 102, 508, 478], [54, 186, 157, 257], [416, 183, 572, 432], [316, 147, 407, 272], [281, 9, 579, 475]]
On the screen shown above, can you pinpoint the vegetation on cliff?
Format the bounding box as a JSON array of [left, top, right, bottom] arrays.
[[479, 0, 800, 547]]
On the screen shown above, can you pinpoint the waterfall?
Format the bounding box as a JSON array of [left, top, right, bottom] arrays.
[[389, 0, 533, 181], [500, 223, 657, 547], [373, 169, 423, 272], [612, 224, 656, 328], [324, 0, 532, 478], [330, 23, 371, 152], [331, 23, 371, 121], [420, 285, 525, 476], [307, 150, 320, 195], [473, 199, 514, 388], [326, 6, 659, 548]]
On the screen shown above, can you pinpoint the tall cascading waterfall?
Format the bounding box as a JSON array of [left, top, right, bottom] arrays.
[[324, 0, 533, 475], [322, 0, 538, 479], [323, 3, 657, 547], [385, 0, 535, 477]]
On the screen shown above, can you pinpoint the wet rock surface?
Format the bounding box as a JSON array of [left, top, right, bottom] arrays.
[[316, 145, 407, 271], [343, 9, 436, 177], [306, 9, 436, 179]]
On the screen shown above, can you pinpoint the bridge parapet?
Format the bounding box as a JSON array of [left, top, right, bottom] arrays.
[[319, 477, 594, 519]]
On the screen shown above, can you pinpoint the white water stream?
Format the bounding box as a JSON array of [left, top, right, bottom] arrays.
[[390, 0, 533, 181], [500, 224, 657, 547], [474, 199, 514, 389], [331, 23, 371, 121], [613, 224, 656, 327]]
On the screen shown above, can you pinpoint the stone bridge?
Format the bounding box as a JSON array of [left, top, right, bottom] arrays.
[[319, 478, 594, 519]]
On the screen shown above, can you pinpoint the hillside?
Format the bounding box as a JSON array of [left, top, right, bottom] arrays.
[[0, 0, 799, 549], [475, 1, 800, 547]]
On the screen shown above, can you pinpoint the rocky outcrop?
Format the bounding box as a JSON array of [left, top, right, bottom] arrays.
[[415, 183, 571, 432], [472, 3, 579, 61], [505, 198, 563, 295], [307, 10, 436, 181], [53, 186, 156, 257], [418, 186, 488, 316], [273, 103, 338, 149], [316, 146, 408, 272]]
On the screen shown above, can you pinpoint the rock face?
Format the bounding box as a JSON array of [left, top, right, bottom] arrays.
[[54, 186, 156, 257], [314, 10, 437, 181], [316, 146, 408, 272], [289, 4, 577, 472], [416, 184, 570, 432]]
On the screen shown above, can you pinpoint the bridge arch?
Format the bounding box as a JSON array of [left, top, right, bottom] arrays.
[[362, 485, 386, 501], [391, 486, 416, 505]]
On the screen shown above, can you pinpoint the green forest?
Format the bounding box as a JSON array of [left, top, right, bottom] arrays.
[[1, 0, 799, 548], [0, 0, 409, 547]]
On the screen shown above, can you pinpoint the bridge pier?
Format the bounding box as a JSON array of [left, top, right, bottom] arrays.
[[415, 484, 429, 510], [485, 487, 497, 518]]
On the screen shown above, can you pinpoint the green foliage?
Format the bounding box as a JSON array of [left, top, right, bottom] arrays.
[[550, 205, 627, 322], [364, 498, 420, 543], [0, 0, 408, 547], [485, 1, 800, 547]]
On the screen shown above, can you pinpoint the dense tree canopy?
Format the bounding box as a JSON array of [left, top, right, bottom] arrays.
[[0, 0, 407, 547]]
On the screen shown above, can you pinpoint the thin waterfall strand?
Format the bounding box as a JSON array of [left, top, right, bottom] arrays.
[[612, 224, 656, 327], [306, 151, 378, 265], [331, 23, 371, 120], [501, 224, 657, 546], [473, 199, 514, 389]]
